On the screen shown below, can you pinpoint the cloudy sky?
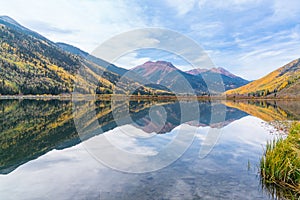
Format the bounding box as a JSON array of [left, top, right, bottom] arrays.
[[1, 0, 300, 80]]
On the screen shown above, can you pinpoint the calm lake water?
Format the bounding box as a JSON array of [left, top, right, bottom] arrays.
[[0, 99, 299, 200]]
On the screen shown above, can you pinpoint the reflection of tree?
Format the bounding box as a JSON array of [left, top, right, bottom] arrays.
[[225, 100, 300, 121], [0, 100, 78, 174], [0, 99, 248, 174]]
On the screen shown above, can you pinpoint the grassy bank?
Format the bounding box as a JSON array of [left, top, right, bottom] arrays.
[[260, 122, 300, 196]]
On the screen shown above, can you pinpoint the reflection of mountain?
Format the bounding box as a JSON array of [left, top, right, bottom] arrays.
[[225, 100, 300, 121], [128, 101, 248, 133], [0, 99, 248, 174]]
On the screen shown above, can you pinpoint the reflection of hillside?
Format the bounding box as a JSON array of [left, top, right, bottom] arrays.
[[0, 100, 78, 174], [0, 100, 173, 174], [0, 100, 248, 174], [73, 100, 248, 135], [275, 101, 300, 120], [224, 100, 300, 121]]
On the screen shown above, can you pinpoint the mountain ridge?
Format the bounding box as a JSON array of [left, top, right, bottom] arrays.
[[131, 61, 250, 93], [0, 17, 171, 96], [56, 42, 128, 76], [186, 67, 237, 78], [186, 67, 249, 90], [3, 16, 291, 97], [226, 58, 300, 98], [130, 60, 212, 95]]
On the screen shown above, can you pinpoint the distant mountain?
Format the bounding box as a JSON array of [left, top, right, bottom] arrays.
[[186, 67, 249, 90], [187, 67, 237, 78], [226, 58, 300, 98], [0, 16, 168, 95], [56, 42, 89, 57], [56, 42, 128, 76], [130, 61, 211, 95], [130, 61, 248, 94]]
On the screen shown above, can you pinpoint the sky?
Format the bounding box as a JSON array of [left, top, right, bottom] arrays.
[[1, 0, 300, 80]]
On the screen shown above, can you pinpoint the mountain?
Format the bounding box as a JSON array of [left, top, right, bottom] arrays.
[[0, 16, 53, 44], [0, 16, 168, 96], [56, 42, 89, 57], [0, 16, 81, 94], [186, 67, 249, 90], [187, 67, 237, 78], [226, 58, 300, 98], [130, 61, 212, 95], [130, 61, 248, 94], [56, 42, 128, 76], [57, 43, 176, 92]]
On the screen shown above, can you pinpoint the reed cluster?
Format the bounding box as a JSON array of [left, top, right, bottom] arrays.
[[260, 122, 300, 196]]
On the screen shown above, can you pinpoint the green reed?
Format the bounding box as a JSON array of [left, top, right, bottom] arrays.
[[260, 122, 300, 197]]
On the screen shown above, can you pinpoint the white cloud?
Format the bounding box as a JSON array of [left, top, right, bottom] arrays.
[[190, 22, 224, 38], [0, 0, 149, 52], [198, 0, 262, 10], [1, 0, 300, 79], [114, 52, 151, 69], [165, 0, 197, 16], [272, 0, 300, 21]]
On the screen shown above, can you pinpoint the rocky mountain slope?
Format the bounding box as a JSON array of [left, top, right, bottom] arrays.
[[130, 61, 249, 95], [131, 61, 211, 95]]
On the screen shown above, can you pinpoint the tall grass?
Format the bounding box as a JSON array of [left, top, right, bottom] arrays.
[[260, 122, 300, 197]]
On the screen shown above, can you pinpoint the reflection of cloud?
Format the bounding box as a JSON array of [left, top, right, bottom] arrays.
[[215, 115, 277, 148], [103, 125, 158, 156], [0, 116, 279, 199]]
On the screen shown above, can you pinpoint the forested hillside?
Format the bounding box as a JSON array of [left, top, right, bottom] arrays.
[[0, 16, 169, 96], [226, 58, 300, 98]]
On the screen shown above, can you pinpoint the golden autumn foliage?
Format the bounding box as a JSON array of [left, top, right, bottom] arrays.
[[0, 23, 171, 96], [226, 58, 300, 98], [224, 101, 288, 121]]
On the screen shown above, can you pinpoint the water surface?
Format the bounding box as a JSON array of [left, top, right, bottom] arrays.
[[0, 99, 299, 199]]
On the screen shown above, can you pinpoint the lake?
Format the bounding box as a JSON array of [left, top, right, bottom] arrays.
[[0, 99, 299, 199]]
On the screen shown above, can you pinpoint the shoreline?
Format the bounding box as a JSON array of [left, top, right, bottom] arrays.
[[1, 94, 300, 101]]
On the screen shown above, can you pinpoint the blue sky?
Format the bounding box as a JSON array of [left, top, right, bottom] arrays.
[[1, 0, 300, 80]]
